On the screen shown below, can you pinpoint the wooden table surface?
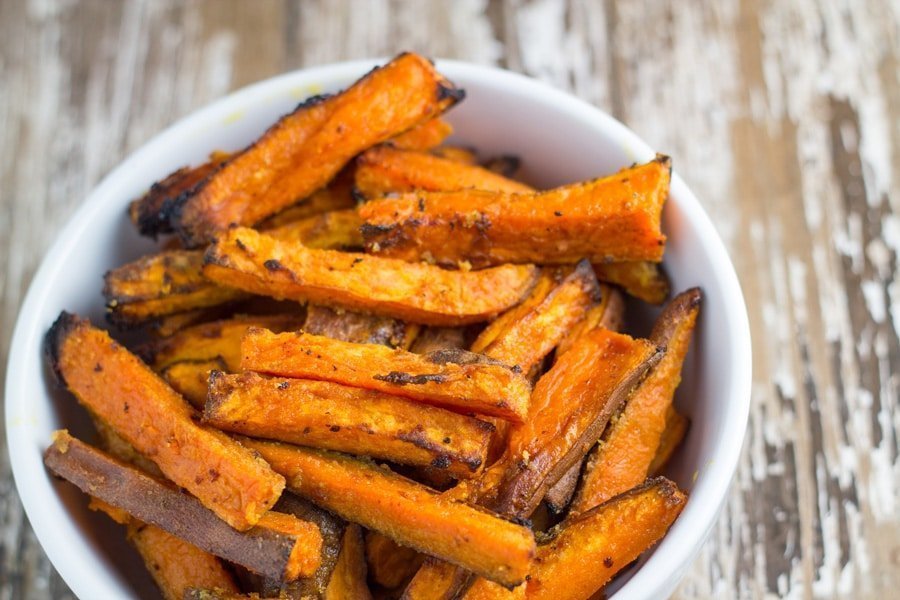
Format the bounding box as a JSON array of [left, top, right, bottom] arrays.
[[1, 1, 898, 598]]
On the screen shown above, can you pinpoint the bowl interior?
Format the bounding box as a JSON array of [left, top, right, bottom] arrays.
[[6, 60, 750, 599]]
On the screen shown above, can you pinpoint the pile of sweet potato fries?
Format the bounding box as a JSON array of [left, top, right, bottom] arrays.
[[44, 52, 700, 600]]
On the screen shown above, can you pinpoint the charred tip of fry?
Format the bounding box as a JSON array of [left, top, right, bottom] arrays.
[[436, 82, 466, 104], [45, 311, 84, 386], [359, 222, 396, 238], [654, 153, 673, 174], [295, 93, 334, 110]]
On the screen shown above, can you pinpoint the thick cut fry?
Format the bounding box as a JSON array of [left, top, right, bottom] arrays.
[[267, 208, 364, 249], [649, 407, 689, 475], [360, 156, 670, 267], [355, 146, 532, 198], [389, 117, 454, 151], [142, 314, 304, 372], [366, 532, 425, 590], [555, 285, 625, 357], [243, 439, 536, 588], [129, 151, 232, 237], [205, 372, 493, 477], [543, 463, 581, 515], [242, 329, 532, 422], [161, 358, 225, 409], [495, 329, 662, 517], [304, 304, 418, 349], [167, 53, 463, 246], [103, 250, 247, 326], [128, 523, 240, 600], [472, 261, 600, 374], [409, 326, 468, 354], [469, 270, 556, 355], [325, 524, 373, 600], [570, 289, 700, 514], [44, 432, 319, 580], [46, 313, 284, 530], [462, 478, 687, 600], [93, 417, 163, 477], [593, 261, 669, 305], [203, 227, 539, 326], [431, 146, 478, 165]]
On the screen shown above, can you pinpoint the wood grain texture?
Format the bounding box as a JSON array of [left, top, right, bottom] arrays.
[[1, 0, 897, 598]]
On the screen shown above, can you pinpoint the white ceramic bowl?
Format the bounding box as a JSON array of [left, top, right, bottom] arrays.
[[6, 59, 752, 599]]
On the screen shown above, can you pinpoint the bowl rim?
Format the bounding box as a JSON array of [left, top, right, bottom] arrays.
[[5, 58, 752, 599]]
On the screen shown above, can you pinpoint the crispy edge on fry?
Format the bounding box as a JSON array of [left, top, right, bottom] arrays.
[[543, 461, 582, 516], [462, 478, 687, 600], [360, 155, 671, 266], [304, 304, 419, 350], [242, 439, 536, 588], [324, 524, 373, 600], [241, 329, 532, 422], [203, 227, 540, 326], [204, 371, 493, 477], [649, 407, 689, 476], [570, 288, 701, 514], [141, 313, 305, 372], [161, 358, 226, 409], [555, 284, 625, 357], [354, 146, 532, 198], [45, 312, 285, 530], [172, 53, 464, 246], [44, 432, 320, 581], [495, 329, 663, 517]]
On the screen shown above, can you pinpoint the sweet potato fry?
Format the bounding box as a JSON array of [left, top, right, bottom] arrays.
[[167, 53, 463, 246], [161, 358, 226, 409], [129, 151, 232, 238], [241, 329, 532, 422], [360, 156, 670, 267], [390, 117, 454, 151], [471, 261, 600, 374], [242, 438, 536, 588], [44, 432, 320, 580], [543, 463, 581, 516], [494, 329, 663, 517], [402, 558, 476, 600], [324, 524, 373, 600], [267, 208, 364, 249], [570, 289, 700, 514], [150, 306, 240, 338], [203, 227, 539, 326], [304, 304, 418, 349], [204, 371, 493, 477], [554, 285, 625, 357], [462, 478, 687, 600], [354, 146, 532, 198], [593, 261, 669, 305], [46, 313, 284, 530], [431, 146, 478, 164], [366, 532, 425, 590], [481, 155, 521, 178], [103, 250, 247, 327], [649, 406, 689, 475], [128, 523, 240, 600], [142, 313, 304, 372], [409, 326, 468, 354]]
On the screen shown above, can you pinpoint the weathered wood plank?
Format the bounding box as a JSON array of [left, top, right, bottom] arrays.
[[0, 0, 897, 598]]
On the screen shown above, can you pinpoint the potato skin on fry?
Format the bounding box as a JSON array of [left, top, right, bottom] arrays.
[[171, 53, 464, 246], [45, 312, 285, 530], [462, 478, 687, 600], [44, 432, 319, 581], [241, 329, 532, 422], [570, 288, 700, 514], [243, 438, 536, 588], [204, 371, 493, 477], [304, 304, 418, 350], [360, 156, 670, 267], [203, 227, 539, 326]]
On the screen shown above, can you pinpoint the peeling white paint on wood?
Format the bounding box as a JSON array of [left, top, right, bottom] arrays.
[[0, 1, 897, 598]]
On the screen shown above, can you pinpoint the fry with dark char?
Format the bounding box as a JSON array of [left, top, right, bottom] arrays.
[[569, 288, 700, 515], [203, 227, 539, 326], [161, 358, 226, 409], [409, 326, 468, 354], [461, 478, 687, 600], [44, 432, 321, 581], [242, 438, 536, 588], [324, 524, 373, 600], [46, 313, 285, 530], [649, 406, 689, 475], [360, 156, 670, 267], [164, 53, 463, 246], [354, 146, 532, 197], [241, 329, 532, 422], [142, 314, 304, 372], [103, 250, 247, 327], [204, 371, 493, 477], [304, 304, 418, 350]]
